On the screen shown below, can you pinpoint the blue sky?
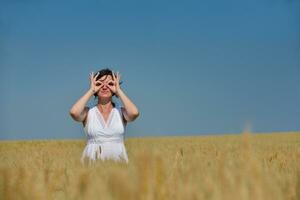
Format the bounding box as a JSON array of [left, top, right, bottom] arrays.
[[0, 0, 299, 140]]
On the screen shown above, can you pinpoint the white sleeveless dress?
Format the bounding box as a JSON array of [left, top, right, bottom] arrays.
[[80, 104, 129, 164]]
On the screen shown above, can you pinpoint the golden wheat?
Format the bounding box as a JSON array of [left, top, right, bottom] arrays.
[[0, 131, 299, 200]]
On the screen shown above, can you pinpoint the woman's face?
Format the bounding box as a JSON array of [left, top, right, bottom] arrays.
[[97, 74, 114, 98]]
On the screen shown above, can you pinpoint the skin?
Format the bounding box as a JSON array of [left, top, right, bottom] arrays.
[[69, 71, 140, 127]]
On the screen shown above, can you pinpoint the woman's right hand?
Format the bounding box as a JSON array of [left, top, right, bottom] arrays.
[[89, 72, 103, 94]]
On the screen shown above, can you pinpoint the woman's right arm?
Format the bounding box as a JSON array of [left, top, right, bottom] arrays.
[[69, 72, 102, 123], [69, 89, 94, 122]]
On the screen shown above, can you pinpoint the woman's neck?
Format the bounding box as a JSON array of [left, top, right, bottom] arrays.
[[97, 99, 113, 112]]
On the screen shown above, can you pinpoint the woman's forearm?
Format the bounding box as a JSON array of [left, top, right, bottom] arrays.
[[69, 89, 94, 119], [117, 89, 139, 119]]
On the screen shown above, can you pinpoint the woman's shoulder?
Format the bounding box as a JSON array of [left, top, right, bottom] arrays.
[[83, 106, 96, 123], [114, 104, 124, 114], [114, 104, 127, 126], [82, 105, 100, 127]]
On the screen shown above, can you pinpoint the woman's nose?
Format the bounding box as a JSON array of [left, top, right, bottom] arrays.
[[102, 83, 108, 88]]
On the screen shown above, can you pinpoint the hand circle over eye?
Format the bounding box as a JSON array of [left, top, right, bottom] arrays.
[[95, 81, 102, 87], [108, 81, 115, 86], [106, 71, 122, 96], [89, 72, 104, 93], [89, 71, 122, 95], [97, 80, 114, 88]]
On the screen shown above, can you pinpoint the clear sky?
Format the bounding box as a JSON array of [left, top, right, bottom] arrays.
[[0, 0, 299, 140]]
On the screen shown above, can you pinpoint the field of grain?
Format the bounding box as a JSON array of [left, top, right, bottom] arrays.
[[0, 131, 299, 200]]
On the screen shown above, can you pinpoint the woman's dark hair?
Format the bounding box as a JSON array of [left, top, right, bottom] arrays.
[[93, 68, 123, 106]]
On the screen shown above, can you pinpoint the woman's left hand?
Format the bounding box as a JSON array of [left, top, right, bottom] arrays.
[[107, 71, 122, 96]]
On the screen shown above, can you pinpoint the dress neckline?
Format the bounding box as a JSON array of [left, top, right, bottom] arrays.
[[95, 105, 115, 128]]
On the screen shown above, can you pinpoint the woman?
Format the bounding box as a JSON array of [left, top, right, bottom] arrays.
[[69, 68, 139, 165]]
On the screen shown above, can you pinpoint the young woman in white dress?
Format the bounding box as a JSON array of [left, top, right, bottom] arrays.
[[69, 68, 139, 164]]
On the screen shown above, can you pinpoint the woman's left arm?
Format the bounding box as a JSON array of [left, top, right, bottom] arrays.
[[116, 88, 140, 122], [108, 71, 140, 122]]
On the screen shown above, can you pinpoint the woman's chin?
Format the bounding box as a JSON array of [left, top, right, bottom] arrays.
[[100, 94, 112, 98]]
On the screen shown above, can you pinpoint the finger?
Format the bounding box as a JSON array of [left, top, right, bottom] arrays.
[[107, 80, 115, 86], [114, 71, 117, 80], [107, 84, 112, 89], [107, 84, 114, 91], [115, 71, 118, 80], [95, 81, 103, 87], [112, 71, 115, 81], [116, 73, 121, 84], [118, 72, 121, 81], [94, 72, 100, 81]]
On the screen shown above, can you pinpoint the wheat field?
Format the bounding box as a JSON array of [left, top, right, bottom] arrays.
[[0, 131, 299, 200]]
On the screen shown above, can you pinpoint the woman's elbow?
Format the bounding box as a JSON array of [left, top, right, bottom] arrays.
[[125, 111, 140, 122], [131, 111, 140, 121], [69, 110, 80, 121]]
